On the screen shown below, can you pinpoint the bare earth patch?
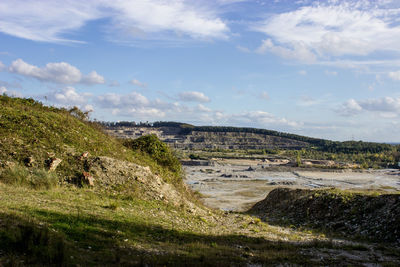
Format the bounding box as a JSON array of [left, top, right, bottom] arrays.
[[184, 161, 400, 211]]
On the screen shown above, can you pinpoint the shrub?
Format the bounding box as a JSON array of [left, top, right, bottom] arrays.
[[0, 164, 30, 186], [123, 135, 182, 175], [189, 154, 201, 160], [30, 169, 59, 189], [68, 106, 91, 121]]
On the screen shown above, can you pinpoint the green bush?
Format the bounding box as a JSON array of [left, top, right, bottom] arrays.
[[123, 135, 181, 175], [189, 153, 201, 160], [30, 169, 59, 189]]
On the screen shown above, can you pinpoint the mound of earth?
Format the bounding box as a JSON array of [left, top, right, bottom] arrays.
[[88, 156, 197, 209], [249, 188, 400, 244]]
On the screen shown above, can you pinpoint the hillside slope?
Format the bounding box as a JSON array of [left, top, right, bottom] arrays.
[[0, 95, 183, 196], [1, 96, 399, 266]]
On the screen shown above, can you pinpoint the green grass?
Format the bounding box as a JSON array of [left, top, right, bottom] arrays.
[[1, 183, 399, 266], [0, 184, 322, 266], [0, 164, 59, 189], [0, 96, 132, 163]]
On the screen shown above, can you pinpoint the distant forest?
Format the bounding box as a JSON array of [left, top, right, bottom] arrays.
[[100, 121, 398, 154]]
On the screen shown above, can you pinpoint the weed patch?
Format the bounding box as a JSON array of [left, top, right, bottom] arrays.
[[0, 165, 58, 189]]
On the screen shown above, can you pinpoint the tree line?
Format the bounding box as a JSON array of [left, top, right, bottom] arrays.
[[100, 121, 398, 155]]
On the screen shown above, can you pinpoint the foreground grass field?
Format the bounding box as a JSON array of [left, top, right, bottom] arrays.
[[0, 183, 306, 265], [2, 183, 400, 266]]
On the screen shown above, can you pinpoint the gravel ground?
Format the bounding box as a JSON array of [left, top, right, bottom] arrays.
[[184, 161, 400, 211]]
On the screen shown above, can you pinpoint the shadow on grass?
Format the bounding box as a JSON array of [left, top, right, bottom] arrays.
[[0, 209, 322, 266]]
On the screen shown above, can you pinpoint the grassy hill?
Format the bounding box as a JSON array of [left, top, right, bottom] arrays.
[[0, 96, 180, 185], [0, 95, 399, 266]]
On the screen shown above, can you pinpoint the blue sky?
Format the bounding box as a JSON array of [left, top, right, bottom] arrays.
[[1, 0, 400, 142]]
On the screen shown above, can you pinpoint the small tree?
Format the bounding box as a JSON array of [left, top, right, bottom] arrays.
[[295, 151, 302, 167], [68, 106, 91, 121]]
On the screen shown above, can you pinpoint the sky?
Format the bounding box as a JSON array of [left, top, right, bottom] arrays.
[[1, 0, 400, 142]]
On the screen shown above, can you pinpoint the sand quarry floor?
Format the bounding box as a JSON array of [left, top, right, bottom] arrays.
[[184, 159, 400, 212]]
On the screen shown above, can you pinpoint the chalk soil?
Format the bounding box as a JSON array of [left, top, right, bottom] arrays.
[[184, 161, 400, 211]]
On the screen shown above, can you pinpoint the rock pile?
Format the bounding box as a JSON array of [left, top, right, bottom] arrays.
[[249, 188, 400, 244]]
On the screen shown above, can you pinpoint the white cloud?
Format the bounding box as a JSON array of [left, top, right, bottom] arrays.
[[360, 97, 400, 113], [337, 99, 363, 116], [113, 107, 166, 118], [338, 97, 400, 117], [105, 1, 228, 41], [0, 1, 100, 43], [178, 91, 210, 103], [130, 79, 147, 88], [53, 88, 302, 130], [256, 39, 316, 63], [226, 110, 302, 128], [8, 59, 82, 84], [0, 61, 5, 71], [131, 107, 165, 117], [0, 86, 7, 94], [82, 71, 105, 85], [0, 1, 229, 44], [254, 1, 400, 62], [196, 104, 212, 112], [97, 91, 150, 108], [8, 59, 104, 85], [97, 91, 166, 119], [388, 70, 400, 80], [47, 86, 91, 106]]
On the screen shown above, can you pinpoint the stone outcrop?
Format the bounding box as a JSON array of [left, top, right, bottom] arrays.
[[82, 171, 94, 186], [48, 158, 62, 171], [249, 188, 400, 244], [87, 156, 197, 209]]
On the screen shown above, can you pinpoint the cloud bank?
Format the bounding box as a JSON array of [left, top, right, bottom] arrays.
[[255, 1, 400, 63], [0, 0, 229, 43], [339, 97, 400, 117], [8, 59, 105, 85], [178, 91, 210, 103]]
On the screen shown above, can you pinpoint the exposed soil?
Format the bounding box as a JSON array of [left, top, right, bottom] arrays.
[[248, 187, 400, 244], [184, 159, 400, 211]]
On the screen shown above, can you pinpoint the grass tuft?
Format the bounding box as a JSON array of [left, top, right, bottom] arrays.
[[0, 165, 58, 190]]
